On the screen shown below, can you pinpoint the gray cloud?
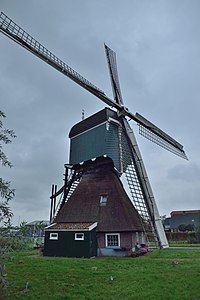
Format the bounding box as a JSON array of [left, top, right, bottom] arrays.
[[168, 163, 200, 183], [1, 0, 200, 223]]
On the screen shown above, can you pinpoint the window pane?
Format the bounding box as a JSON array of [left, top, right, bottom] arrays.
[[100, 195, 107, 206], [50, 233, 58, 240], [75, 233, 84, 240], [106, 234, 119, 247]]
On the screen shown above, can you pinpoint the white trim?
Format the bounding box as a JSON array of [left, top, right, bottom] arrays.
[[88, 222, 98, 231], [105, 233, 120, 248], [108, 117, 122, 127], [70, 121, 108, 139], [45, 223, 56, 230], [49, 232, 58, 240], [75, 233, 84, 240], [70, 117, 121, 139], [45, 222, 97, 232]]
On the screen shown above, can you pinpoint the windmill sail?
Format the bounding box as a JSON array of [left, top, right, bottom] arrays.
[[104, 44, 124, 105], [103, 44, 169, 247], [135, 112, 188, 160], [121, 119, 168, 247], [0, 12, 105, 98]]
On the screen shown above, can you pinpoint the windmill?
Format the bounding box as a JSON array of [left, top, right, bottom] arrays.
[[0, 12, 187, 254]]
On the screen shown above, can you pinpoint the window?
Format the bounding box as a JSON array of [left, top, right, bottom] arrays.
[[105, 233, 120, 248], [49, 233, 58, 240], [75, 233, 84, 240], [100, 195, 107, 206]]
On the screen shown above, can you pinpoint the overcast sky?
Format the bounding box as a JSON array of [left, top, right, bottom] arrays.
[[1, 0, 200, 225]]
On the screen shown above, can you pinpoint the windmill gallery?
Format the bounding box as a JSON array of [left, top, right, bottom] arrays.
[[0, 12, 188, 258]]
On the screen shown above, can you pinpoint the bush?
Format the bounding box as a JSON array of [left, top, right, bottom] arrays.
[[187, 231, 200, 244], [187, 232, 197, 243], [0, 238, 9, 299]]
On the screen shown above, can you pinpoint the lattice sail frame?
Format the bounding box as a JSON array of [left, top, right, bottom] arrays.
[[119, 120, 168, 248], [119, 126, 153, 225], [0, 12, 104, 95], [137, 122, 187, 160]]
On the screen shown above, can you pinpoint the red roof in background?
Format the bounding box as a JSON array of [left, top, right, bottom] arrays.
[[171, 210, 200, 216]]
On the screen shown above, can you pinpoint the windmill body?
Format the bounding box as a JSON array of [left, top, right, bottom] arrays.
[[69, 107, 130, 173], [0, 12, 188, 257], [50, 156, 145, 257], [46, 109, 146, 257]]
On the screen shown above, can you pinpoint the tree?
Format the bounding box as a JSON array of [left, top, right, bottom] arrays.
[[185, 224, 195, 232], [178, 224, 187, 232], [0, 110, 16, 226], [18, 221, 32, 237], [0, 111, 16, 296]]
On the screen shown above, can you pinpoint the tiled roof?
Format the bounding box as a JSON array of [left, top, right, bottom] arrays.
[[46, 222, 96, 230]]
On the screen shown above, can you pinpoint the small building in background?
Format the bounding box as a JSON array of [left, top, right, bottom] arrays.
[[163, 210, 200, 232], [25, 220, 49, 237]]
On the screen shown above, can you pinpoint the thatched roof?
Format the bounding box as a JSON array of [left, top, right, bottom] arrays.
[[55, 157, 143, 232]]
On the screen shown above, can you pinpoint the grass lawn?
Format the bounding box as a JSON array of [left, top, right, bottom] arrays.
[[169, 242, 200, 247], [4, 248, 200, 300]]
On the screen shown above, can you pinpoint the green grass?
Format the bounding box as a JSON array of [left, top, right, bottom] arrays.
[[4, 249, 200, 300], [169, 242, 200, 247]]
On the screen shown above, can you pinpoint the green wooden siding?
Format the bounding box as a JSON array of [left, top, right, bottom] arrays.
[[69, 122, 121, 171], [44, 229, 97, 258], [105, 123, 120, 171]]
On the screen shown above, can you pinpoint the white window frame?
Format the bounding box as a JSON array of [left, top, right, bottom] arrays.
[[49, 232, 58, 240], [75, 233, 84, 241], [100, 195, 108, 206], [105, 233, 120, 248]]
